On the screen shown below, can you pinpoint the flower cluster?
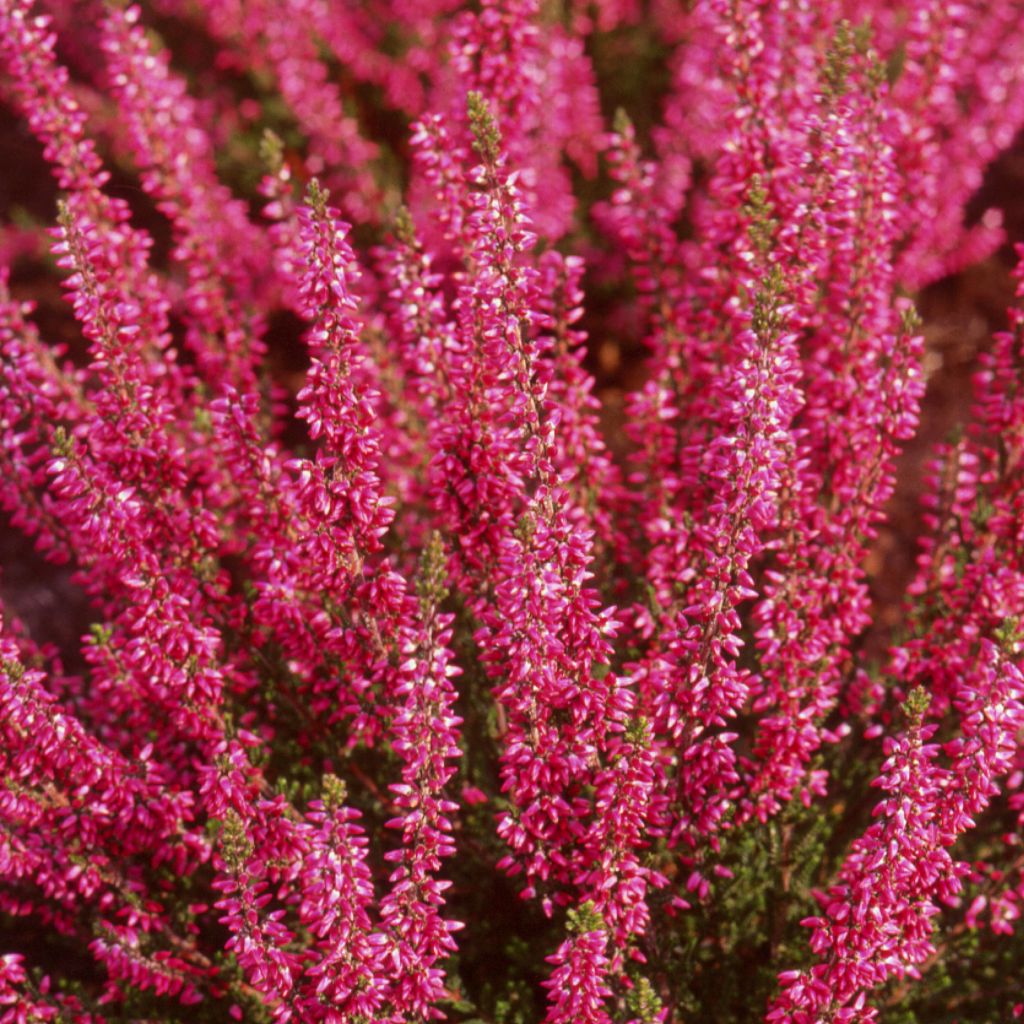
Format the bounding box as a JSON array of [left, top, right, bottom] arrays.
[[2, 0, 1024, 1022]]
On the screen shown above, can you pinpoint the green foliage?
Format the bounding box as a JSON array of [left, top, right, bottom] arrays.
[[468, 92, 502, 165], [639, 733, 887, 1021], [822, 20, 856, 98], [882, 919, 1024, 1023]]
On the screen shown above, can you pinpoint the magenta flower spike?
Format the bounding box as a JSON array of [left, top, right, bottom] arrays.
[[2, 0, 1024, 1020]]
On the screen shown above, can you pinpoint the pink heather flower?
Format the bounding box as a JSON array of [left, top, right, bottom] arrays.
[[292, 190, 391, 544], [411, 85, 655, 1017], [771, 642, 1024, 1023], [769, 699, 946, 1024], [212, 807, 303, 1017], [216, 189, 400, 747], [743, 36, 925, 819], [622, 0, 816, 863], [153, 0, 381, 221], [444, 0, 599, 239], [4, 1, 1024, 1020], [0, 951, 105, 1023], [412, 103, 572, 870], [219, 184, 464, 1012], [375, 546, 463, 1016], [293, 781, 387, 1019], [0, 274, 84, 562], [877, 0, 1024, 287], [544, 925, 613, 1024], [98, 4, 270, 394]]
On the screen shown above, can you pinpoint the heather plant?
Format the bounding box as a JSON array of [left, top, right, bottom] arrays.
[[3, 0, 1024, 1022]]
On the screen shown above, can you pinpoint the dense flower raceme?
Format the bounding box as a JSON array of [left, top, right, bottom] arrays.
[[4, 0, 1024, 1021]]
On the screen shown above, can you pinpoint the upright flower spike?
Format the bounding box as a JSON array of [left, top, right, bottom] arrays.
[[256, 131, 305, 310], [51, 199, 183, 461], [664, 263, 802, 840], [414, 91, 657, 1019], [945, 635, 1024, 830], [621, 0, 814, 729], [444, 0, 602, 239], [0, 0, 191, 416], [414, 120, 618, 557], [201, 395, 386, 759], [772, 637, 1024, 1023], [293, 181, 391, 547], [46, 201, 237, 747], [544, 903, 614, 1024], [297, 188, 464, 1011], [768, 689, 946, 1024], [212, 808, 302, 1019], [227, 182, 398, 745], [543, 721, 665, 1024], [292, 775, 388, 1020], [224, 182, 466, 1016], [879, 0, 1024, 288], [407, 109, 474, 264], [153, 0, 382, 221], [417, 93, 596, 875], [743, 28, 926, 819], [629, 128, 808, 860], [98, 3, 270, 396], [376, 534, 463, 1017], [0, 274, 85, 563]]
